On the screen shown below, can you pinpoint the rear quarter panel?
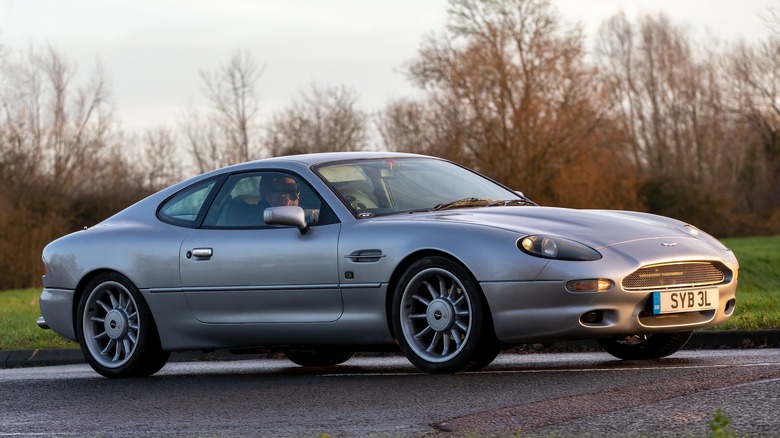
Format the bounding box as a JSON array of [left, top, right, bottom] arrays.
[[42, 221, 189, 290]]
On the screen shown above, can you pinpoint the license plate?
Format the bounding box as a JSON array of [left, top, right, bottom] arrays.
[[651, 288, 718, 314]]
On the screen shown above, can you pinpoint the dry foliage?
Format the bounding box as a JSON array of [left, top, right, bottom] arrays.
[[265, 84, 369, 156], [0, 47, 151, 288], [380, 0, 780, 235]]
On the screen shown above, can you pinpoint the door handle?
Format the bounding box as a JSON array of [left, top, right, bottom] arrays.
[[189, 248, 213, 259]]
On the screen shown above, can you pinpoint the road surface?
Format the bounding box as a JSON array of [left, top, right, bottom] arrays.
[[1, 349, 778, 437]]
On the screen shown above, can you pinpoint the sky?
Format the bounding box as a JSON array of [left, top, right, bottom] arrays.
[[1, 0, 777, 132]]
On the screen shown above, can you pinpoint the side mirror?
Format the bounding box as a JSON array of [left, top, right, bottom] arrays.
[[263, 206, 309, 234]]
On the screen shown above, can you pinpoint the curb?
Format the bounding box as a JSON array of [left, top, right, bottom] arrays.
[[688, 329, 780, 348], [550, 329, 780, 351], [2, 330, 778, 370]]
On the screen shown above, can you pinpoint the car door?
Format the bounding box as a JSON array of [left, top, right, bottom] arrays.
[[179, 171, 343, 324]]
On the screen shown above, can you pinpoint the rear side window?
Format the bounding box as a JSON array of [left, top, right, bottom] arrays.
[[158, 179, 218, 227]]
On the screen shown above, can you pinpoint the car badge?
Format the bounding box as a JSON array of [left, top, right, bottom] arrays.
[[661, 242, 678, 247]]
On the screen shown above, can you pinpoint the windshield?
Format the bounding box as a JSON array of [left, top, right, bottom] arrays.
[[315, 157, 528, 217]]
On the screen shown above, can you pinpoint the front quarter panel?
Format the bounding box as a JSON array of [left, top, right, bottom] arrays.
[[338, 214, 549, 285], [335, 215, 549, 347]]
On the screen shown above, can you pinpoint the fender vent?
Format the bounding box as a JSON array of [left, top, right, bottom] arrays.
[[345, 249, 385, 263]]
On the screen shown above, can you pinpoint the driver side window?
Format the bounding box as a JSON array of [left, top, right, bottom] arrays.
[[201, 171, 337, 228]]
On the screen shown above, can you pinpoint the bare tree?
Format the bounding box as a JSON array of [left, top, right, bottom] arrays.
[[595, 13, 739, 229], [596, 13, 722, 181], [265, 84, 368, 156], [0, 45, 119, 193], [184, 50, 263, 172], [0, 45, 133, 287], [760, 0, 780, 35], [377, 98, 441, 155], [136, 126, 183, 190], [724, 36, 780, 216], [379, 0, 634, 207]]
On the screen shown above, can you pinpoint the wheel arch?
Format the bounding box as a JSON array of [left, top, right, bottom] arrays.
[[73, 269, 170, 377], [71, 269, 149, 337], [383, 249, 496, 341]]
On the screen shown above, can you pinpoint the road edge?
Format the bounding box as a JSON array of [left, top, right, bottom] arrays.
[[2, 330, 778, 369]]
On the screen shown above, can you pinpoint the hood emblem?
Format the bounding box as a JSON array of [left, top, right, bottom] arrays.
[[661, 242, 678, 247]]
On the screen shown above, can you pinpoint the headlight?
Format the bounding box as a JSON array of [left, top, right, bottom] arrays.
[[517, 235, 602, 261]]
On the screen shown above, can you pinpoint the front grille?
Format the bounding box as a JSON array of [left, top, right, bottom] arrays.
[[638, 310, 715, 327], [622, 262, 726, 291]]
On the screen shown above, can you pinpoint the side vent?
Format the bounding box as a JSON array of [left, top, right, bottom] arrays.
[[345, 249, 385, 263]]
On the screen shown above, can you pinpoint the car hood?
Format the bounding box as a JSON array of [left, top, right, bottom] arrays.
[[390, 206, 701, 249]]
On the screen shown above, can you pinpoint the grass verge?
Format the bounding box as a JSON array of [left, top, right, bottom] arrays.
[[1, 235, 778, 350], [0, 288, 77, 350], [717, 235, 780, 330]]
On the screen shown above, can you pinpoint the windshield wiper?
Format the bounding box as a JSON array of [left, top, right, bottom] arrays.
[[432, 195, 538, 212], [433, 198, 493, 211], [486, 198, 537, 207]]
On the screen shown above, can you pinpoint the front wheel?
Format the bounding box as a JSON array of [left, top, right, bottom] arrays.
[[76, 273, 170, 377], [597, 331, 693, 360], [392, 257, 496, 373]]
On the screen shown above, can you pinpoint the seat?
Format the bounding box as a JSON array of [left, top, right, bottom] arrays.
[[337, 183, 378, 211], [224, 197, 262, 227]]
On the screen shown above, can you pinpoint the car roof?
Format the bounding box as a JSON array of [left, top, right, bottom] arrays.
[[179, 151, 440, 189], [255, 151, 428, 166]]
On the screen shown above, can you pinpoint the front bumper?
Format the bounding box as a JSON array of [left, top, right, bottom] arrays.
[[482, 236, 739, 344], [481, 279, 738, 344]]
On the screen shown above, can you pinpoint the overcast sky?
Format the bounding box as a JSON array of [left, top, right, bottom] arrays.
[[1, 0, 776, 132]]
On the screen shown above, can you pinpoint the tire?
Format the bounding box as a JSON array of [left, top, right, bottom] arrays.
[[283, 349, 355, 367], [76, 273, 170, 378], [392, 256, 496, 373], [597, 331, 693, 360], [465, 337, 503, 372]]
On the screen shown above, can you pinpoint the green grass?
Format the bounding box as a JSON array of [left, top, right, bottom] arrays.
[[1, 235, 778, 350], [0, 288, 77, 350], [717, 235, 780, 330]]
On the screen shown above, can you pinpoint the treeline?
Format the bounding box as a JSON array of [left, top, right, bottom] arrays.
[[1, 0, 779, 288]]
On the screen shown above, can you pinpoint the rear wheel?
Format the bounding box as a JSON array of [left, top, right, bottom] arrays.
[[597, 332, 693, 360], [392, 256, 497, 373], [283, 349, 355, 367], [76, 273, 169, 377]]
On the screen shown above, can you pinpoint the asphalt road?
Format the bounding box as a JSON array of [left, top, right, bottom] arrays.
[[1, 349, 779, 437]]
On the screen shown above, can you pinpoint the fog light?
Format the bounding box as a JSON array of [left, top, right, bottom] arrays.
[[566, 279, 614, 292], [724, 298, 736, 315], [580, 310, 604, 324]]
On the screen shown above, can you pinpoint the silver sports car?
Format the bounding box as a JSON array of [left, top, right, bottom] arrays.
[[38, 152, 739, 377]]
